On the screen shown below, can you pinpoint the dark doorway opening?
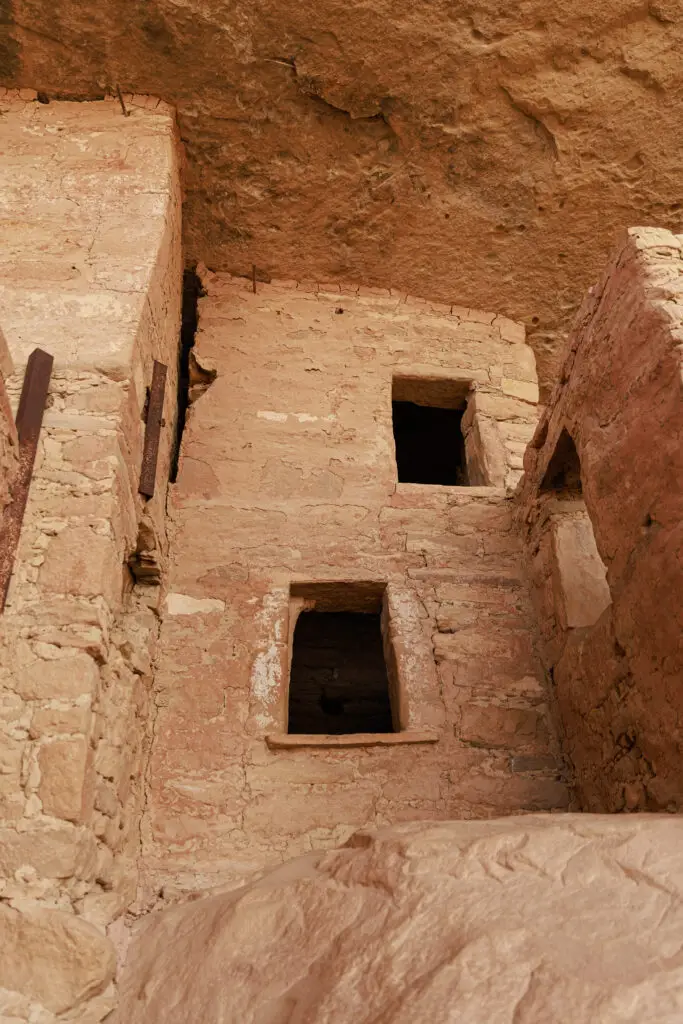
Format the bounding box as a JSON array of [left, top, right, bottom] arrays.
[[392, 401, 468, 485], [288, 612, 394, 735], [540, 428, 582, 495]]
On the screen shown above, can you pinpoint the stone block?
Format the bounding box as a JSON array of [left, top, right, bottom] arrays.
[[511, 754, 563, 773], [0, 786, 24, 821], [14, 653, 100, 701], [501, 377, 540, 404], [551, 516, 612, 629], [0, 824, 98, 880], [463, 390, 536, 425], [495, 316, 526, 343], [80, 890, 127, 930], [71, 381, 125, 414], [243, 787, 377, 837], [459, 704, 549, 749], [94, 779, 120, 818], [29, 705, 91, 738], [503, 346, 537, 383], [39, 527, 121, 605], [450, 772, 569, 811], [246, 760, 356, 789], [464, 415, 506, 487], [0, 735, 23, 778], [37, 737, 90, 823], [0, 692, 24, 724]]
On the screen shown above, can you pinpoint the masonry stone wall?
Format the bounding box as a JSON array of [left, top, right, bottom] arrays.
[[518, 227, 683, 814], [2, 86, 683, 1024], [140, 271, 569, 904], [0, 96, 181, 1022]]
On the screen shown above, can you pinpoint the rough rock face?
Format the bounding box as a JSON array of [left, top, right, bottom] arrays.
[[518, 227, 683, 813], [117, 814, 683, 1023], [0, 904, 115, 1019], [3, 2, 683, 391]]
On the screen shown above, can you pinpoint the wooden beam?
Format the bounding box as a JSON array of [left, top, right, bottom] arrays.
[[0, 348, 54, 611], [139, 360, 167, 498]]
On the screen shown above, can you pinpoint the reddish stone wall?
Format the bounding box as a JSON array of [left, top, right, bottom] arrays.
[[519, 227, 683, 812], [0, 98, 182, 1022]]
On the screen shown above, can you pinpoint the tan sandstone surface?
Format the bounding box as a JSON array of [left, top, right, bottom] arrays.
[[140, 271, 570, 902], [0, 97, 182, 1022], [118, 813, 683, 1024], [3, 3, 683, 392]]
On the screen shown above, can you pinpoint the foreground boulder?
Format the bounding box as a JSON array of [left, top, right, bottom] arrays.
[[117, 814, 683, 1023], [0, 904, 115, 1021]]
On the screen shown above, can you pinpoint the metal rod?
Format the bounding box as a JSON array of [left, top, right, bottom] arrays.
[[116, 84, 130, 117], [139, 360, 167, 498], [0, 348, 53, 612]]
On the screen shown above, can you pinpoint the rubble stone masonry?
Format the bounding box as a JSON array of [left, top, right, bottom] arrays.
[[140, 271, 569, 903], [0, 96, 181, 1021]]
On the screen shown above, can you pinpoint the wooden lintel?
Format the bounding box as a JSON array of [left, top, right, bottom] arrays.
[[139, 360, 167, 498], [0, 348, 54, 612]]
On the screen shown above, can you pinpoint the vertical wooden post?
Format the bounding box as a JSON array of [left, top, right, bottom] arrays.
[[139, 360, 167, 498], [0, 348, 54, 611]]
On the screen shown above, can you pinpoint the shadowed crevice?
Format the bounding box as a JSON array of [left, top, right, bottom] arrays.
[[170, 268, 212, 483], [0, 0, 20, 80]]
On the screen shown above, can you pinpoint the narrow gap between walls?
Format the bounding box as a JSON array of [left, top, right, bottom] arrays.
[[170, 267, 204, 483]]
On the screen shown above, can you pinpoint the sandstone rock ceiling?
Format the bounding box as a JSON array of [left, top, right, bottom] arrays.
[[3, 0, 683, 393]]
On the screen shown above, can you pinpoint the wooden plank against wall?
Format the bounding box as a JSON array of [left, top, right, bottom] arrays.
[[0, 348, 54, 611], [139, 360, 167, 498]]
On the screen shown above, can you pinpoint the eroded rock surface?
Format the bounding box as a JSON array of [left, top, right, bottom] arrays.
[[118, 814, 683, 1023], [519, 227, 683, 812], [0, 904, 115, 1018], [3, 3, 683, 390]]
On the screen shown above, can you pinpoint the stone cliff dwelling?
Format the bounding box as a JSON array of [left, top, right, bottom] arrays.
[[0, 5, 682, 1017]]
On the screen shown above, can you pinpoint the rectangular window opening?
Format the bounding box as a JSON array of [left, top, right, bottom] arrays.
[[287, 583, 396, 736], [392, 377, 470, 486]]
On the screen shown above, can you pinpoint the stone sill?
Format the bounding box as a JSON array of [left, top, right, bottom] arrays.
[[395, 483, 505, 497], [265, 730, 439, 750]]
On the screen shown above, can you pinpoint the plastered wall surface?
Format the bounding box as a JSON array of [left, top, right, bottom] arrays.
[[519, 227, 683, 814], [0, 97, 182, 1022], [141, 273, 570, 903]]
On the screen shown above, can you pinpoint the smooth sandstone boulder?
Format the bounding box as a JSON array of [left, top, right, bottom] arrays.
[[0, 905, 115, 1017], [117, 814, 683, 1023]]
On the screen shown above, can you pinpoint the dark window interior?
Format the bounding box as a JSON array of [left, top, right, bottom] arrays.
[[541, 428, 582, 494], [392, 401, 468, 485], [288, 611, 394, 735]]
